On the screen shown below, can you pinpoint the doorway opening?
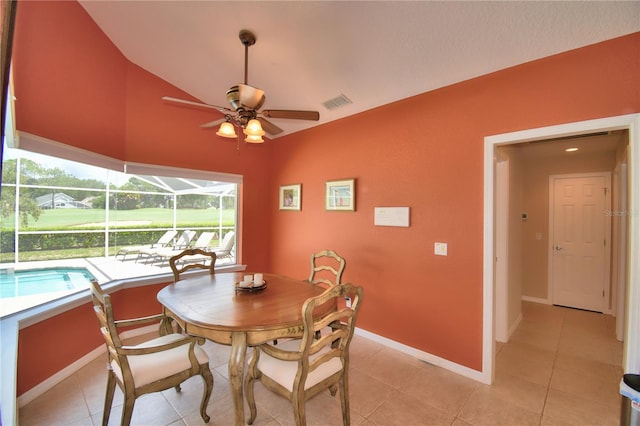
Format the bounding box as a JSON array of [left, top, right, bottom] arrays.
[[482, 113, 640, 384]]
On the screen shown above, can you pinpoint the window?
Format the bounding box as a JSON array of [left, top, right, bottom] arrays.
[[0, 133, 240, 307]]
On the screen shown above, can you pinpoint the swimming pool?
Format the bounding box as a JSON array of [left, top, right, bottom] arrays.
[[0, 267, 97, 298]]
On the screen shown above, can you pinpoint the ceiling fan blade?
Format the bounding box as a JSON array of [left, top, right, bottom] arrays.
[[200, 118, 225, 128], [257, 117, 283, 136], [261, 109, 320, 121], [162, 96, 232, 113]]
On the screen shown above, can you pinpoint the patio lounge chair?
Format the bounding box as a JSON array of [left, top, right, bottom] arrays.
[[136, 230, 196, 263], [213, 231, 235, 262], [149, 232, 217, 265], [115, 230, 178, 260]]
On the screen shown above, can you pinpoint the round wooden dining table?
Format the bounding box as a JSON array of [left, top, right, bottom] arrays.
[[157, 271, 330, 426]]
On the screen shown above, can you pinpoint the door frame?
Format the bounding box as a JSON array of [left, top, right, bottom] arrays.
[[482, 113, 640, 384], [615, 159, 629, 340], [494, 157, 510, 342], [547, 172, 612, 313]]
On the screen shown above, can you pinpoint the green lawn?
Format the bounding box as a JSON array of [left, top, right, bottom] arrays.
[[1, 208, 235, 230], [0, 208, 236, 262]]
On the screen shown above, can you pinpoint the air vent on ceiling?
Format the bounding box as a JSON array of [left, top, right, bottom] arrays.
[[322, 94, 352, 111]]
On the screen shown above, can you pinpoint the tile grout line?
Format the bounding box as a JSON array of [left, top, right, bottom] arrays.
[[537, 307, 566, 426]]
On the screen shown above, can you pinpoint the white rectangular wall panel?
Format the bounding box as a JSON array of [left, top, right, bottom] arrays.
[[374, 207, 410, 227]]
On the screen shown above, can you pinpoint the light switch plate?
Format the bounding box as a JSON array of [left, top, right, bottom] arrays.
[[434, 242, 448, 256]]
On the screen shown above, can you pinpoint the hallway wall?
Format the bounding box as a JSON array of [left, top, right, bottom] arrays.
[[520, 140, 619, 301]]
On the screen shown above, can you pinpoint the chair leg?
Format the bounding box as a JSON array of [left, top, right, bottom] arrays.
[[339, 373, 350, 426], [199, 366, 213, 423], [101, 372, 116, 426], [292, 389, 307, 426], [121, 394, 136, 426]]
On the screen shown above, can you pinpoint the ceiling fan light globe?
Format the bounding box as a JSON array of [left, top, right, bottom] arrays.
[[245, 134, 264, 143], [244, 119, 266, 136], [216, 122, 237, 138]]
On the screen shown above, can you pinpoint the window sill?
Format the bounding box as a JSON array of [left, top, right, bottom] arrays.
[[0, 263, 246, 426]]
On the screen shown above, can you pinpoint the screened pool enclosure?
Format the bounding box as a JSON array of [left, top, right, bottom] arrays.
[[0, 140, 238, 265]]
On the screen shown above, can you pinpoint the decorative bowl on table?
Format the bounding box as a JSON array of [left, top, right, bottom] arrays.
[[235, 280, 267, 292]]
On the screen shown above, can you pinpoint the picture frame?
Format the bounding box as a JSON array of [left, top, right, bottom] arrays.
[[279, 184, 301, 210], [325, 179, 355, 211]]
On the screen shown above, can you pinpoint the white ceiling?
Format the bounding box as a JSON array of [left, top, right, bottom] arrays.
[[518, 130, 627, 160], [78, 1, 640, 139]]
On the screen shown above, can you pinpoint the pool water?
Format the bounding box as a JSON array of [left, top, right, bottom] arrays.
[[0, 267, 97, 298]]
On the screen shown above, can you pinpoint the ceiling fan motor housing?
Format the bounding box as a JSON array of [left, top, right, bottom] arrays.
[[226, 84, 265, 111], [226, 86, 241, 109]]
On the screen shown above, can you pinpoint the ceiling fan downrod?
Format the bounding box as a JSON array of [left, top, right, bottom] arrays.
[[239, 30, 256, 85]]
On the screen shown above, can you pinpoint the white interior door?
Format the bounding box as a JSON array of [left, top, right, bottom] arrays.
[[550, 173, 610, 312]]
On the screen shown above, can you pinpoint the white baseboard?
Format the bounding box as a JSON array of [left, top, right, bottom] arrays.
[[508, 313, 523, 340], [17, 324, 157, 408], [17, 324, 496, 407], [354, 327, 488, 384], [521, 295, 551, 305], [19, 324, 489, 408]]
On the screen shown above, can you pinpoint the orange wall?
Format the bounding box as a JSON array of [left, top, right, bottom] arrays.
[[9, 0, 640, 393], [12, 1, 274, 395], [12, 1, 272, 272], [11, 0, 127, 159], [16, 284, 168, 395], [267, 32, 640, 369]]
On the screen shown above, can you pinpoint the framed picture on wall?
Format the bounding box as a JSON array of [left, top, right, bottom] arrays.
[[325, 179, 355, 211], [279, 184, 301, 210]]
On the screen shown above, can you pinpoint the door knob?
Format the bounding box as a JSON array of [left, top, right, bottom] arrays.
[[554, 246, 563, 251]]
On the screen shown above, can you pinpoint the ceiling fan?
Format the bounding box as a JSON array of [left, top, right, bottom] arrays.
[[162, 29, 320, 143]]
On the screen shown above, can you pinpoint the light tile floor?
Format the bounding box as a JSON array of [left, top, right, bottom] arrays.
[[18, 301, 623, 425]]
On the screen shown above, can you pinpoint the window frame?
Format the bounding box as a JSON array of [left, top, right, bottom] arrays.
[[2, 131, 241, 265]]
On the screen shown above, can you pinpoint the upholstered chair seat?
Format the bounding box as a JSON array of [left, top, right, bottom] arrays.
[[109, 333, 209, 388]]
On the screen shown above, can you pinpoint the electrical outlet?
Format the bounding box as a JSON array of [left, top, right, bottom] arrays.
[[345, 296, 352, 308]]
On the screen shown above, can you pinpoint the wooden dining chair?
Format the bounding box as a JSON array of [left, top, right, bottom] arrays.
[[308, 250, 346, 287], [169, 248, 217, 282], [274, 249, 345, 346], [245, 283, 364, 426], [303, 250, 347, 342], [89, 280, 213, 426]]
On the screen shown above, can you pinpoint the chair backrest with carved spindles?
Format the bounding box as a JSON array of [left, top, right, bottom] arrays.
[[169, 249, 216, 282], [308, 250, 346, 287]]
